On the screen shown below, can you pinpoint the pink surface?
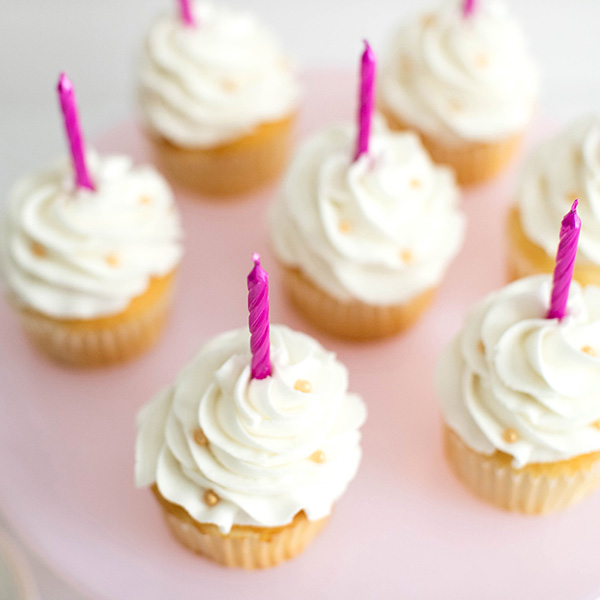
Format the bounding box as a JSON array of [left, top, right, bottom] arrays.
[[1, 70, 599, 600]]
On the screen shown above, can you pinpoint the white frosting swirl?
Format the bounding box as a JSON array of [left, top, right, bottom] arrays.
[[139, 1, 300, 148], [1, 152, 183, 319], [437, 275, 600, 467], [135, 325, 367, 533], [518, 116, 600, 264], [380, 0, 539, 142], [270, 120, 465, 305]]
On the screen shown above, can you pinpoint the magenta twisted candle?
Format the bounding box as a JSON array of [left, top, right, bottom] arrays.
[[353, 41, 376, 161], [179, 0, 195, 27], [247, 253, 271, 379], [57, 73, 94, 191], [463, 0, 476, 17], [546, 199, 581, 320]]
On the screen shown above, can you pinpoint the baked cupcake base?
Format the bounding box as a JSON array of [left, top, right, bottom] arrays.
[[149, 116, 295, 198], [506, 206, 600, 285], [282, 266, 435, 341], [381, 105, 522, 186], [152, 486, 328, 569], [444, 426, 600, 514], [15, 272, 176, 368]]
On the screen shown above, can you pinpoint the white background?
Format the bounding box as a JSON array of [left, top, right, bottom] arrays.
[[0, 1, 599, 598]]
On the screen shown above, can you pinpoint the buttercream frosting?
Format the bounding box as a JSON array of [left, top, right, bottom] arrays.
[[437, 275, 600, 467], [380, 0, 539, 142], [138, 1, 300, 148], [135, 325, 366, 534], [1, 151, 183, 319], [518, 116, 600, 265], [269, 120, 465, 305]]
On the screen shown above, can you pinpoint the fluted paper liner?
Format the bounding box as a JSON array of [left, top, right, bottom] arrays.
[[15, 272, 175, 367], [282, 266, 435, 341], [149, 115, 295, 197], [506, 205, 600, 286], [153, 487, 328, 569], [381, 104, 522, 186], [444, 426, 600, 514]]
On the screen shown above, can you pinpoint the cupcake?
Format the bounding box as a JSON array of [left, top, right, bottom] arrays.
[[437, 199, 600, 514], [508, 116, 600, 285], [0, 74, 183, 367], [379, 0, 539, 185], [138, 1, 300, 197], [135, 256, 367, 568]]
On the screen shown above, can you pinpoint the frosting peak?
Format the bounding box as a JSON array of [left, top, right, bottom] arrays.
[[270, 119, 465, 304], [437, 275, 600, 467], [135, 325, 367, 533], [1, 152, 183, 319], [139, 1, 300, 148]]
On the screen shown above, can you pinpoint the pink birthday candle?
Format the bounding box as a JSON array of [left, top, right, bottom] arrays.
[[547, 200, 581, 320], [57, 73, 94, 191], [179, 0, 196, 27], [247, 253, 271, 379], [354, 41, 376, 161], [463, 0, 477, 17]]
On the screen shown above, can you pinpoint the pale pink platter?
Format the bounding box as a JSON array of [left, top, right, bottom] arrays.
[[1, 70, 599, 600]]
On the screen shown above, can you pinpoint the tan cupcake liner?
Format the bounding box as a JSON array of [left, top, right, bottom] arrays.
[[148, 115, 295, 197], [15, 274, 175, 368], [380, 104, 522, 186], [282, 266, 436, 341], [444, 426, 600, 514], [506, 205, 600, 286], [153, 487, 328, 569]]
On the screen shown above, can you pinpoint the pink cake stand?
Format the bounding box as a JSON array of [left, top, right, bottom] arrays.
[[0, 70, 598, 600]]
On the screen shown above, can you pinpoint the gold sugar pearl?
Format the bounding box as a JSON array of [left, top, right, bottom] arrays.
[[477, 340, 485, 354], [31, 242, 47, 258], [294, 379, 312, 393], [193, 428, 208, 446], [204, 490, 219, 507], [105, 253, 120, 267], [139, 195, 152, 205], [339, 220, 353, 234], [502, 428, 519, 444], [581, 345, 597, 357], [410, 178, 422, 189], [310, 450, 326, 464], [400, 249, 413, 264], [422, 14, 436, 27], [592, 420, 600, 430], [567, 191, 580, 203], [475, 53, 489, 68]]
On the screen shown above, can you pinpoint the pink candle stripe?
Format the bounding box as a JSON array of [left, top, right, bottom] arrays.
[[179, 0, 195, 27], [57, 73, 94, 191], [463, 0, 476, 17], [247, 253, 271, 380], [353, 41, 376, 162], [547, 200, 581, 320]]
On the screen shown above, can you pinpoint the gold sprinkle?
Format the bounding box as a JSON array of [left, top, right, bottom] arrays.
[[410, 178, 422, 189], [339, 220, 353, 234], [400, 249, 413, 263], [477, 340, 485, 354], [449, 98, 463, 113], [567, 191, 580, 203], [139, 195, 152, 205], [475, 53, 489, 68], [310, 450, 326, 464], [31, 242, 47, 258], [502, 428, 519, 444], [221, 79, 238, 92], [582, 345, 597, 357], [203, 490, 219, 507], [422, 14, 436, 27], [294, 379, 312, 393], [193, 428, 208, 446], [105, 253, 120, 267], [593, 420, 600, 430]]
